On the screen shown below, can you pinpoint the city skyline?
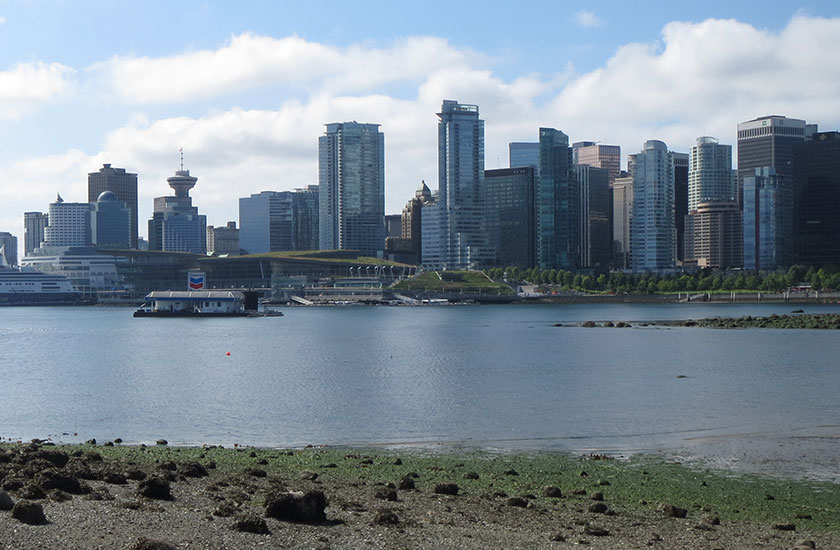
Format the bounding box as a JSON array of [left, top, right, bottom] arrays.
[[1, 3, 840, 257]]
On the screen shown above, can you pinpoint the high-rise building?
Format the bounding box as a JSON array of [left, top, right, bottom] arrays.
[[91, 191, 131, 249], [630, 140, 676, 271], [88, 164, 139, 248], [612, 172, 633, 269], [536, 127, 578, 270], [207, 222, 240, 256], [435, 100, 493, 269], [148, 167, 206, 254], [484, 167, 535, 268], [684, 201, 743, 269], [509, 142, 539, 171], [0, 232, 17, 266], [293, 185, 320, 251], [576, 165, 612, 269], [688, 137, 735, 211], [573, 142, 621, 183], [743, 167, 791, 271], [672, 151, 689, 262], [737, 115, 816, 205], [318, 122, 385, 256], [44, 195, 92, 248], [792, 131, 840, 267], [385, 215, 402, 238], [23, 211, 49, 256], [387, 181, 431, 265]]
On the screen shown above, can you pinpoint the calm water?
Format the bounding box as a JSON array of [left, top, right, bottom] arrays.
[[2, 302, 839, 479]]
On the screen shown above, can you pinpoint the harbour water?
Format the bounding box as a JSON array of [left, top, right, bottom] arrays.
[[1, 302, 839, 480]]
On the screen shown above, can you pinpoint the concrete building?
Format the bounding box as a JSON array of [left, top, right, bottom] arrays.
[[318, 122, 385, 256], [573, 142, 621, 183], [386, 181, 431, 265], [630, 140, 676, 271], [91, 191, 131, 249], [0, 232, 17, 266], [743, 167, 791, 271], [148, 167, 207, 254], [420, 193, 443, 268], [23, 212, 49, 257], [792, 131, 840, 267], [44, 195, 91, 248], [684, 201, 743, 269], [737, 115, 816, 205], [240, 188, 318, 254], [688, 137, 735, 211], [207, 222, 240, 256], [434, 100, 493, 269], [612, 172, 633, 269], [293, 185, 319, 252], [536, 127, 578, 270], [484, 167, 535, 268], [88, 164, 139, 248], [576, 165, 612, 269]]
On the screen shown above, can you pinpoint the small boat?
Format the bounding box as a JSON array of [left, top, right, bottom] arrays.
[[133, 290, 281, 318]]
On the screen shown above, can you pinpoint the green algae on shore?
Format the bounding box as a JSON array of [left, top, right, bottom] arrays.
[[6, 443, 835, 533]]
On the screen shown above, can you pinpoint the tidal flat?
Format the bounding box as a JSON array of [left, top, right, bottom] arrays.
[[0, 442, 837, 549]]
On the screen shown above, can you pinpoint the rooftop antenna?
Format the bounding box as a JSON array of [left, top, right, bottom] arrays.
[[179, 147, 184, 171]]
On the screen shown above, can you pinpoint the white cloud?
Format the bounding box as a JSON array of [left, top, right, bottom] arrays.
[[0, 61, 75, 118], [94, 34, 471, 103], [0, 16, 6, 25], [575, 11, 603, 28]]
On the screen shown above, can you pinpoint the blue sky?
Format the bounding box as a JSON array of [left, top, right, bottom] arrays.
[[1, 0, 839, 254]]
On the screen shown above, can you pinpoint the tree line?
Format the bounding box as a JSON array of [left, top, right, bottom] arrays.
[[484, 265, 840, 294]]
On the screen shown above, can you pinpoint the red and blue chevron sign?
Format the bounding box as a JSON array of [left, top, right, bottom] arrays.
[[188, 272, 205, 290]]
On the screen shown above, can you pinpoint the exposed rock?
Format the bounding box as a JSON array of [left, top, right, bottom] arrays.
[[542, 485, 562, 498], [137, 477, 172, 500], [590, 492, 604, 501], [398, 476, 415, 490], [231, 513, 270, 534], [33, 449, 69, 468], [264, 490, 327, 523], [11, 500, 46, 525], [584, 525, 610, 536], [507, 497, 528, 508], [0, 489, 13, 510], [703, 515, 720, 525], [504, 468, 519, 476], [212, 502, 238, 518], [245, 468, 267, 478], [179, 461, 208, 478], [18, 483, 46, 500], [549, 532, 566, 542], [35, 469, 83, 494], [130, 537, 177, 550], [374, 487, 398, 501], [156, 439, 168, 446], [658, 503, 687, 518], [588, 502, 608, 514], [773, 522, 796, 531], [392, 458, 402, 465], [582, 321, 597, 328], [158, 460, 177, 472], [794, 540, 816, 549], [434, 483, 459, 495], [298, 470, 319, 481], [126, 469, 147, 481], [102, 471, 128, 485], [463, 471, 480, 480], [373, 509, 400, 525]]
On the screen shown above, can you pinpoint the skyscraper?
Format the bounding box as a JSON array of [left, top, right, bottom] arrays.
[[688, 137, 735, 211], [484, 167, 535, 268], [318, 122, 385, 256], [148, 166, 206, 254], [672, 151, 689, 262], [436, 100, 492, 269], [792, 131, 840, 267], [612, 172, 633, 269], [0, 232, 17, 266], [23, 211, 49, 256], [536, 128, 578, 270], [509, 142, 539, 171], [630, 140, 676, 271], [293, 185, 320, 252], [743, 167, 791, 271], [88, 164, 139, 248], [240, 189, 320, 254], [576, 165, 612, 269], [573, 142, 621, 183], [737, 115, 816, 205]]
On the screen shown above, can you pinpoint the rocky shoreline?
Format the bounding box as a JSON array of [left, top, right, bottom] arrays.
[[1, 441, 837, 549], [561, 312, 840, 329]]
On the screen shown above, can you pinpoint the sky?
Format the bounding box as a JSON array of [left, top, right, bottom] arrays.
[[1, 0, 840, 257]]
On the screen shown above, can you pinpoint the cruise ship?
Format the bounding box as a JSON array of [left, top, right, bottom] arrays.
[[0, 246, 83, 306]]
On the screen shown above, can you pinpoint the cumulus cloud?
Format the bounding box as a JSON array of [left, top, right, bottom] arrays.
[[4, 14, 840, 247], [94, 34, 471, 103], [0, 61, 75, 118], [575, 11, 603, 28]]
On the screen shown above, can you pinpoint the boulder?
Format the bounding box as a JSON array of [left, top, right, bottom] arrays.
[[137, 477, 172, 500], [434, 483, 459, 495], [231, 513, 270, 534], [264, 490, 327, 523], [0, 490, 12, 510], [11, 500, 46, 525]]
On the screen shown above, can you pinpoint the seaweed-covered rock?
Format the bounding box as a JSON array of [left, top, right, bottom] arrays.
[[178, 461, 208, 478], [231, 513, 270, 534], [138, 477, 172, 500], [130, 538, 177, 550], [434, 483, 459, 495], [0, 489, 13, 510], [11, 500, 46, 525]]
